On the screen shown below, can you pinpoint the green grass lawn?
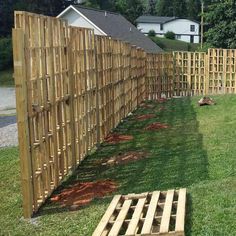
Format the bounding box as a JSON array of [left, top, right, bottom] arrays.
[[0, 68, 14, 86], [150, 36, 200, 52], [1, 95, 236, 235]]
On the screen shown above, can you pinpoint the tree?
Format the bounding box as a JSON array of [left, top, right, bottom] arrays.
[[204, 0, 236, 48], [173, 0, 187, 17], [156, 0, 173, 16], [156, 0, 187, 17], [187, 0, 201, 20], [115, 0, 145, 24], [148, 0, 157, 15]]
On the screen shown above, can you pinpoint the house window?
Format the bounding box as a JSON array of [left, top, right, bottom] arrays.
[[160, 24, 163, 31], [190, 25, 195, 32], [176, 35, 181, 40]]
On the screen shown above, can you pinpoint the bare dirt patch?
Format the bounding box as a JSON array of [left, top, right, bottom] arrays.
[[101, 151, 148, 166], [51, 180, 118, 210], [136, 114, 156, 121], [104, 133, 134, 144], [158, 107, 165, 111], [139, 102, 155, 109], [145, 122, 169, 131]]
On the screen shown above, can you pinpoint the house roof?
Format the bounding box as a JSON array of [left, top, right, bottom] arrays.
[[136, 16, 176, 24], [59, 5, 163, 53], [136, 15, 199, 25]]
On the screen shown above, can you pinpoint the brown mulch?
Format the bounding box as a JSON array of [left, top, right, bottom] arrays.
[[145, 122, 169, 131], [135, 114, 156, 121], [104, 133, 134, 144], [156, 98, 167, 103], [50, 180, 118, 210], [101, 151, 148, 166]]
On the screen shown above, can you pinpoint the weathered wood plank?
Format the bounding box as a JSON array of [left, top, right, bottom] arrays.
[[160, 190, 175, 234], [141, 191, 160, 234], [13, 28, 33, 218], [108, 199, 132, 236], [125, 197, 146, 235], [175, 188, 187, 233], [92, 195, 122, 236]]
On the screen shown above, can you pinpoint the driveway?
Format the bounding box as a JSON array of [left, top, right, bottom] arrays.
[[0, 87, 16, 115], [0, 87, 18, 148]]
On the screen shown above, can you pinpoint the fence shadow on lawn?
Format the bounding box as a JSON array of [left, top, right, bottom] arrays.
[[38, 97, 208, 234]]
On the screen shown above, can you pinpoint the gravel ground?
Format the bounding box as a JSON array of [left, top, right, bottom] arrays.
[[0, 115, 18, 148]]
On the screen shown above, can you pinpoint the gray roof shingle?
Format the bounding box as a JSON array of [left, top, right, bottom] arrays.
[[136, 15, 199, 24], [73, 6, 163, 53], [136, 16, 176, 24]]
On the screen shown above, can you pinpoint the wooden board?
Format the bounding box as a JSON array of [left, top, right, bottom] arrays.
[[93, 189, 187, 236]]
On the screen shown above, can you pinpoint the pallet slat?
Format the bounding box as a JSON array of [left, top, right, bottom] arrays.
[[92, 195, 122, 236], [125, 197, 146, 235], [108, 199, 133, 236], [160, 190, 175, 233], [141, 191, 160, 234], [175, 188, 187, 233]]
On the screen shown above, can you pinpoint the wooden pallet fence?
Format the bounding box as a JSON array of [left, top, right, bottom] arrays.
[[207, 48, 236, 94], [13, 11, 148, 218], [13, 11, 236, 219], [93, 189, 187, 236], [146, 51, 207, 98]]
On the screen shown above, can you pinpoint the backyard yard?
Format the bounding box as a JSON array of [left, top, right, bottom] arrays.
[[1, 95, 236, 235]]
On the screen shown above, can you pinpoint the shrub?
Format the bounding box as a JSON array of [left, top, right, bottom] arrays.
[[148, 30, 156, 37], [164, 31, 175, 40], [0, 37, 13, 71]]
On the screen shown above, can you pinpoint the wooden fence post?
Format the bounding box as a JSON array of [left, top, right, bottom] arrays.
[[94, 35, 101, 144], [13, 28, 33, 218], [68, 27, 76, 168]]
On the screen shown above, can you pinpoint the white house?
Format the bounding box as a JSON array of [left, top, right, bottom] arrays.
[[57, 5, 162, 53], [136, 16, 200, 43]]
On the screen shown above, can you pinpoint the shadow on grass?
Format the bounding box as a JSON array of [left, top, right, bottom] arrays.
[[38, 97, 208, 234]]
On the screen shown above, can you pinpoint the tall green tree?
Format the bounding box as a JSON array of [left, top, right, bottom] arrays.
[[187, 0, 201, 20], [156, 0, 173, 16], [115, 0, 145, 24], [204, 0, 236, 48], [173, 0, 187, 17], [156, 0, 187, 17], [148, 0, 157, 15]]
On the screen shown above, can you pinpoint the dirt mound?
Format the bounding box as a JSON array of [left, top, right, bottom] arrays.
[[51, 180, 118, 210], [198, 97, 216, 106], [101, 151, 148, 166], [104, 133, 134, 144], [145, 122, 169, 131], [136, 114, 156, 121]]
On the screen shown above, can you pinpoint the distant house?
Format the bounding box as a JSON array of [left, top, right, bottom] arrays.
[[57, 5, 163, 53], [136, 16, 200, 44]]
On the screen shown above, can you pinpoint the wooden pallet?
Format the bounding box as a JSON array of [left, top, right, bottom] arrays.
[[93, 188, 186, 236]]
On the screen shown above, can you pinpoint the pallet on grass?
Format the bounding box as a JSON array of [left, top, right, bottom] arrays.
[[93, 188, 186, 236]]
